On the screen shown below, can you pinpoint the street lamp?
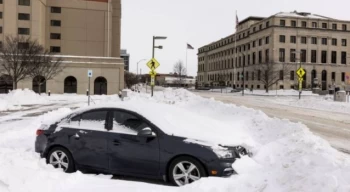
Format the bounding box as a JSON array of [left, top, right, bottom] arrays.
[[137, 59, 147, 76], [151, 36, 167, 97]]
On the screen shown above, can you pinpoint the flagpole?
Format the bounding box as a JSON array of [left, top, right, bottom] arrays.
[[234, 10, 237, 88], [186, 45, 188, 74]]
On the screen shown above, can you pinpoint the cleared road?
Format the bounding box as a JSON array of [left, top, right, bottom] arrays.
[[193, 91, 350, 154]]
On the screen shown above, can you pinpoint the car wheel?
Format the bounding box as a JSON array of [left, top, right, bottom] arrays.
[[169, 156, 207, 186], [46, 147, 75, 173]]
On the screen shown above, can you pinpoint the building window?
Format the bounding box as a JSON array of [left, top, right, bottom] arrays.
[[18, 0, 30, 6], [341, 52, 347, 64], [265, 49, 269, 62], [290, 36, 296, 44], [0, 12, 2, 19], [265, 36, 269, 44], [280, 35, 285, 43], [248, 54, 251, 65], [311, 50, 317, 63], [258, 70, 261, 81], [332, 38, 337, 46], [290, 49, 296, 62], [290, 71, 295, 80], [259, 39, 262, 46], [280, 20, 285, 26], [279, 70, 284, 80], [342, 24, 347, 31], [321, 51, 327, 63], [50, 33, 61, 40], [253, 52, 256, 64], [258, 51, 262, 63], [18, 13, 30, 20], [312, 22, 317, 28], [266, 21, 270, 27], [18, 42, 29, 49], [331, 51, 337, 64], [332, 72, 336, 81], [301, 37, 307, 44], [51, 20, 61, 27], [322, 23, 327, 29], [322, 38, 327, 45], [291, 20, 296, 27], [302, 21, 307, 28], [301, 49, 307, 62], [50, 46, 61, 53], [0, 26, 2, 34], [253, 41, 256, 48], [332, 24, 337, 30], [342, 72, 346, 81], [18, 28, 30, 35], [259, 24, 262, 30], [311, 37, 317, 44], [253, 27, 256, 32], [342, 39, 347, 46], [51, 7, 61, 13], [248, 44, 250, 50], [0, 0, 2, 4], [279, 48, 285, 62]]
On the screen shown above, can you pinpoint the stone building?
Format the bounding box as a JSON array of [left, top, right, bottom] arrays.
[[0, 0, 124, 95], [197, 11, 350, 91]]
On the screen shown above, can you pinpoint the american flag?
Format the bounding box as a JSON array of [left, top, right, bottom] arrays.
[[187, 43, 194, 50]]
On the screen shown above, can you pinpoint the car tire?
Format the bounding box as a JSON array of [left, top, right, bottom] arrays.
[[46, 147, 75, 173], [168, 156, 207, 186]]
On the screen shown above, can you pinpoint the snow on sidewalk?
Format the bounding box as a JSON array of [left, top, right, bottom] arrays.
[[0, 89, 350, 192]]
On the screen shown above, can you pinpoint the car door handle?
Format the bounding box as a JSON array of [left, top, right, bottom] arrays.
[[113, 140, 120, 146]]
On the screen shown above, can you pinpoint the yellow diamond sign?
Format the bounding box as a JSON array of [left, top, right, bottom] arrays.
[[296, 67, 305, 78], [149, 70, 157, 77], [146, 58, 160, 70]]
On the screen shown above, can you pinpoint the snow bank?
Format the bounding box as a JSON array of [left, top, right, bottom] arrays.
[[1, 88, 350, 192], [271, 95, 350, 114], [0, 89, 49, 111]]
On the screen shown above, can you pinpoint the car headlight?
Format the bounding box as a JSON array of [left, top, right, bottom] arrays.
[[212, 147, 234, 159]]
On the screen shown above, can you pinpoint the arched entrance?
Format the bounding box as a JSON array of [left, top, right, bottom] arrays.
[[311, 70, 317, 88], [32, 76, 46, 94], [321, 70, 327, 90], [94, 77, 107, 95], [64, 76, 77, 94], [0, 75, 13, 93]]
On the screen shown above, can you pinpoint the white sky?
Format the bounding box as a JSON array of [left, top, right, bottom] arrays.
[[121, 0, 350, 76]]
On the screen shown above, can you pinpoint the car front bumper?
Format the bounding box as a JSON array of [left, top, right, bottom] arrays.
[[206, 159, 236, 177]]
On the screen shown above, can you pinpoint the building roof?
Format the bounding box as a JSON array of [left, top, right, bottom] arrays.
[[238, 16, 265, 25], [274, 11, 335, 20]]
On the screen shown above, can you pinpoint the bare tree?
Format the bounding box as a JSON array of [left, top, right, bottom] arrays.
[[0, 36, 44, 89], [173, 60, 187, 87], [29, 51, 64, 94], [124, 71, 138, 89], [253, 61, 293, 93]]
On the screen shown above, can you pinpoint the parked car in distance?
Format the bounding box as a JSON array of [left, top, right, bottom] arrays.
[[35, 106, 249, 186]]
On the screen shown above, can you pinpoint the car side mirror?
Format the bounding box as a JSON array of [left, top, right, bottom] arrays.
[[137, 128, 156, 138]]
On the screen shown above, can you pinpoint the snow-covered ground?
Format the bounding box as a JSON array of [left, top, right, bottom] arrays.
[[1, 89, 350, 191]]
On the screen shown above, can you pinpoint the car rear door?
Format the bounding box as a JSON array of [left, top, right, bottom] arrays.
[[108, 110, 160, 176], [62, 109, 110, 170]]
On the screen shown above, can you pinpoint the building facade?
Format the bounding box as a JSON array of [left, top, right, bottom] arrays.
[[197, 11, 350, 91], [120, 49, 130, 71], [0, 0, 124, 95]]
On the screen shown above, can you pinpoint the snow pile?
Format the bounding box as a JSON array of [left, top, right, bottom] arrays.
[[0, 89, 49, 111], [271, 95, 350, 114], [239, 89, 316, 96], [1, 88, 350, 191]]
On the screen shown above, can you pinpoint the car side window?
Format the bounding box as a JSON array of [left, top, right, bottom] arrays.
[[112, 110, 149, 135], [69, 115, 81, 127], [79, 110, 108, 131]]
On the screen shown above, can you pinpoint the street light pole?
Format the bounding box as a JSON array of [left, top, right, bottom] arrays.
[[151, 36, 167, 97]]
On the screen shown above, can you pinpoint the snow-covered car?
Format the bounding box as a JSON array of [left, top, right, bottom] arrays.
[[35, 105, 249, 186]]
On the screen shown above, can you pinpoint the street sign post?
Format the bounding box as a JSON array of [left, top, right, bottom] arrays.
[[296, 67, 305, 100], [87, 69, 93, 105], [146, 58, 160, 97]]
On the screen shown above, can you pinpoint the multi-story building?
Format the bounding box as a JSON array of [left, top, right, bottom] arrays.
[[0, 0, 124, 95], [120, 49, 130, 71], [197, 11, 350, 91]]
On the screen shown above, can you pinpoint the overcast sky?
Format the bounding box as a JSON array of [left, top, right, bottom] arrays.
[[121, 0, 350, 76]]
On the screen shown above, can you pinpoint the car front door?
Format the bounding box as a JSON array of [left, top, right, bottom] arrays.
[[108, 110, 160, 176], [62, 109, 110, 170]]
